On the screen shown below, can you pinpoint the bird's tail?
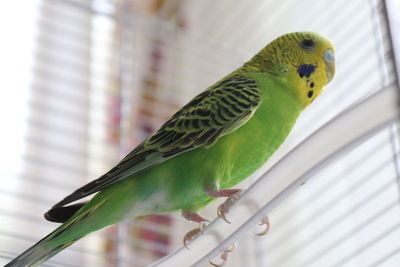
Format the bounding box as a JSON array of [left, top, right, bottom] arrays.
[[5, 198, 108, 267], [4, 228, 77, 267]]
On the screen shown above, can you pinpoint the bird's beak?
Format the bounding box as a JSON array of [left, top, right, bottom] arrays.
[[323, 49, 335, 83]]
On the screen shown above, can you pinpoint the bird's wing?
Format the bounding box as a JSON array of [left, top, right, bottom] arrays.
[[52, 74, 261, 208]]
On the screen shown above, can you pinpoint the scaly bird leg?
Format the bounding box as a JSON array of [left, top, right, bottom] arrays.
[[182, 210, 210, 224], [182, 210, 210, 248], [205, 188, 242, 223]]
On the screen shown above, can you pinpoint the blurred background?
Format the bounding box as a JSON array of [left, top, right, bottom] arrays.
[[1, 0, 400, 266]]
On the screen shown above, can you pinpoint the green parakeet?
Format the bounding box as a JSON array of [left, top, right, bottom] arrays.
[[6, 31, 335, 267]]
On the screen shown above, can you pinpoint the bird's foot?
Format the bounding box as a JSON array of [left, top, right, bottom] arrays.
[[236, 198, 271, 236], [205, 188, 242, 223], [182, 210, 210, 224], [183, 227, 201, 249], [209, 242, 237, 267], [183, 221, 208, 249], [255, 215, 270, 236], [182, 210, 210, 249]]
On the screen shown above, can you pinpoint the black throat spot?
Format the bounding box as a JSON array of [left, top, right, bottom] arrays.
[[297, 64, 316, 78]]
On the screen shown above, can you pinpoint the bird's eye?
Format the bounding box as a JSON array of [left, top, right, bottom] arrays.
[[299, 39, 315, 50]]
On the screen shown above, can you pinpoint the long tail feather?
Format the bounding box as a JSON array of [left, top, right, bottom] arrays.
[[5, 199, 108, 267], [4, 230, 77, 267]]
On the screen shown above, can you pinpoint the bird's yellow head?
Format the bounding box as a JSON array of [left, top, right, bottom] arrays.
[[245, 32, 335, 107]]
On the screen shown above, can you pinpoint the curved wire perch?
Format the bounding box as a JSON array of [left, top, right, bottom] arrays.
[[150, 85, 400, 267]]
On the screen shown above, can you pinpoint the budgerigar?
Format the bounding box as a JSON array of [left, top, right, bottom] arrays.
[[6, 32, 335, 267]]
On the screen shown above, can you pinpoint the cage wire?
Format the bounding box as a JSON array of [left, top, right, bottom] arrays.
[[0, 0, 400, 267]]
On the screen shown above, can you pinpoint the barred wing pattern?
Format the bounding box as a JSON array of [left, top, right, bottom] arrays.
[[146, 74, 261, 154], [51, 74, 261, 212]]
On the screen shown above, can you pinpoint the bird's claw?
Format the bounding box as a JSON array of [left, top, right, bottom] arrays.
[[217, 190, 242, 223], [209, 242, 237, 267], [183, 227, 201, 249], [255, 215, 270, 236], [183, 221, 209, 249]]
